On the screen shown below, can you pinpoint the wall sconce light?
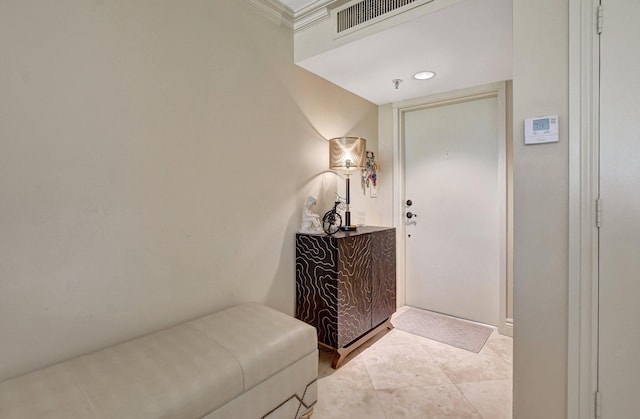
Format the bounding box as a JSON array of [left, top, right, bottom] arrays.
[[329, 136, 366, 231]]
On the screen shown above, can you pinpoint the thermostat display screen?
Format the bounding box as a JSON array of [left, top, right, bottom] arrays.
[[524, 115, 559, 145], [533, 118, 550, 131]]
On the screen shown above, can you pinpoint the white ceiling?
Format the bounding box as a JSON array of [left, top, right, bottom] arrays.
[[279, 0, 512, 105]]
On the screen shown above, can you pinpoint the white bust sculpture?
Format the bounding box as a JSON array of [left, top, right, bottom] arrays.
[[299, 195, 324, 235]]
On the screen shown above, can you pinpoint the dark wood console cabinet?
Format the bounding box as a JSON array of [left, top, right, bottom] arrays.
[[295, 226, 396, 368]]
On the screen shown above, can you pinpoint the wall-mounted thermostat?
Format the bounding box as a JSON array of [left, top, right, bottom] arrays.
[[524, 115, 559, 144]]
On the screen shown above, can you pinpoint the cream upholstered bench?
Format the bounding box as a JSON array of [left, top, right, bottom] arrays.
[[0, 303, 318, 419]]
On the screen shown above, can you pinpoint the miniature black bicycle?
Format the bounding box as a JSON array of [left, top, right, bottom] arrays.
[[322, 200, 343, 235]]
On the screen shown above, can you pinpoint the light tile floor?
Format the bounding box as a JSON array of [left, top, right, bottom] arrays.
[[313, 307, 513, 419]]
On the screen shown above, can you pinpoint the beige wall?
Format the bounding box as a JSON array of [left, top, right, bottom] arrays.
[[0, 0, 378, 381], [512, 0, 569, 417], [377, 105, 395, 224]]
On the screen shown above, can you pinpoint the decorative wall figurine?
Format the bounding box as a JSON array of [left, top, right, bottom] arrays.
[[362, 151, 378, 197], [299, 195, 324, 235]]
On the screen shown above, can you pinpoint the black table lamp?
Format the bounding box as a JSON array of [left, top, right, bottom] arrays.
[[329, 136, 366, 231]]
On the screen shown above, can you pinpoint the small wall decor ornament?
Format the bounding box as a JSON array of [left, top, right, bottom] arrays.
[[362, 151, 378, 197], [299, 195, 324, 235]]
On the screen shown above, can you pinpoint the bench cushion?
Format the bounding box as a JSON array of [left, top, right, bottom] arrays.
[[66, 323, 244, 418], [0, 303, 317, 419], [0, 323, 244, 419], [0, 364, 95, 418], [188, 303, 318, 391]]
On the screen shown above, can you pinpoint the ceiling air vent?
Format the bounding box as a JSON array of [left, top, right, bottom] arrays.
[[337, 0, 421, 33]]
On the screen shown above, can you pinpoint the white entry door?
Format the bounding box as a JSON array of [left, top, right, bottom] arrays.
[[597, 0, 640, 416], [404, 95, 501, 326]]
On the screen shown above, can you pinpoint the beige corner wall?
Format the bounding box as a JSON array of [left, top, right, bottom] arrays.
[[512, 0, 569, 417], [377, 105, 395, 227], [0, 0, 378, 381]]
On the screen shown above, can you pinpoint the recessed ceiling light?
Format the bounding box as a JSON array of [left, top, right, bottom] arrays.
[[414, 71, 436, 80]]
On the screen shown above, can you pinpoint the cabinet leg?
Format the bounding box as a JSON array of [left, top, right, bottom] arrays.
[[332, 349, 347, 369], [329, 318, 394, 369]]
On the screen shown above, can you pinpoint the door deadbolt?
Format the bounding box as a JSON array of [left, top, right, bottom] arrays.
[[406, 199, 413, 207]]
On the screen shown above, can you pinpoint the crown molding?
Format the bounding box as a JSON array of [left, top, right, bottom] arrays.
[[240, 0, 294, 28], [293, 6, 331, 32], [242, 0, 343, 32], [292, 0, 339, 31]]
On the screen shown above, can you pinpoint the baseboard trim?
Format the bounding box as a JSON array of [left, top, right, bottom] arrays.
[[503, 317, 514, 337]]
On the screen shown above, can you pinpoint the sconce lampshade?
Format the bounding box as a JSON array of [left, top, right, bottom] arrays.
[[329, 137, 366, 170]]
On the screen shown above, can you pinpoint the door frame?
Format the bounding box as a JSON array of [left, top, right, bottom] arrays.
[[391, 81, 511, 334], [567, 0, 599, 417]]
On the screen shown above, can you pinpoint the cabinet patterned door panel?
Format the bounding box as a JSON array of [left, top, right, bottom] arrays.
[[295, 227, 396, 351], [337, 234, 372, 347], [295, 235, 339, 347], [371, 229, 396, 327]]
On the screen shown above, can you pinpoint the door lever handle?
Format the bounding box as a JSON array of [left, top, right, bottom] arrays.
[[406, 212, 417, 219]]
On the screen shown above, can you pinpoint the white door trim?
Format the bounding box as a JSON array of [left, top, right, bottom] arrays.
[[567, 0, 599, 418], [392, 82, 510, 333]]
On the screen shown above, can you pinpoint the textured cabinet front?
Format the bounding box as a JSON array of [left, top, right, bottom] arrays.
[[296, 227, 396, 349], [336, 233, 372, 347], [295, 234, 339, 347], [371, 228, 396, 328]]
